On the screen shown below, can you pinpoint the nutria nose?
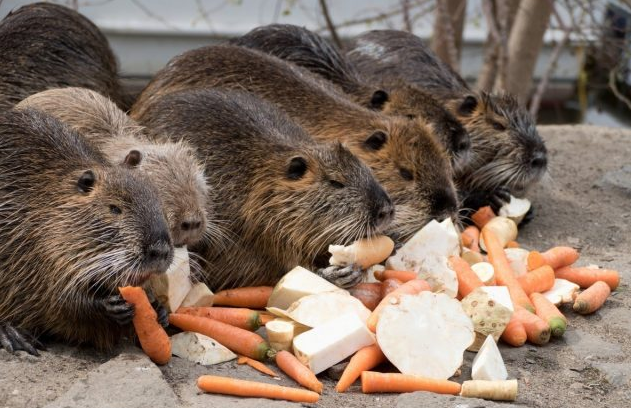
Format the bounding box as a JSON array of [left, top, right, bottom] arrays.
[[181, 219, 202, 231], [431, 187, 459, 217], [453, 131, 471, 154], [530, 151, 547, 169], [372, 189, 395, 231], [145, 231, 173, 272]]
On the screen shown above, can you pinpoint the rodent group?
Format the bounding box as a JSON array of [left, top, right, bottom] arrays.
[[0, 3, 547, 354]]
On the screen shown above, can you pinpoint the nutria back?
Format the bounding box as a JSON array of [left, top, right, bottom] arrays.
[[139, 88, 394, 290], [0, 3, 128, 110], [0, 108, 173, 350]]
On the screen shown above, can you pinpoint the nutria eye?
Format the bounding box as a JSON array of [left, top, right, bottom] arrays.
[[77, 170, 96, 193], [364, 131, 387, 151], [329, 180, 345, 189], [491, 121, 506, 131], [406, 114, 417, 120], [287, 156, 307, 180], [369, 90, 389, 110], [458, 95, 478, 116], [399, 168, 414, 181], [109, 205, 122, 215]]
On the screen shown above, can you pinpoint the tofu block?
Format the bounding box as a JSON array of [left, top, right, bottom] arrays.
[[472, 335, 508, 381], [149, 247, 192, 312], [171, 332, 236, 365], [267, 266, 346, 310], [180, 282, 214, 307]]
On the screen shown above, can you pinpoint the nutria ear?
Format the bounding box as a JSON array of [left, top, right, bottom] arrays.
[[287, 156, 308, 180], [77, 170, 96, 193], [123, 150, 142, 167], [369, 90, 389, 110], [363, 131, 388, 151], [458, 95, 478, 116]]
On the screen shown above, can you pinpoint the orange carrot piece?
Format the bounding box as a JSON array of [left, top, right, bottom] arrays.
[[527, 251, 546, 271], [349, 282, 382, 311], [573, 281, 611, 314], [119, 286, 171, 365], [501, 314, 527, 347], [361, 371, 461, 395], [461, 226, 481, 252], [367, 279, 431, 332], [517, 265, 555, 295], [512, 306, 550, 345], [336, 344, 386, 393], [169, 313, 271, 361], [381, 278, 402, 298], [555, 266, 620, 291], [275, 350, 323, 393], [238, 355, 279, 377], [471, 206, 496, 229], [258, 312, 276, 325], [528, 247, 579, 271], [449, 255, 484, 298], [530, 293, 567, 337], [213, 286, 273, 309], [177, 307, 262, 331], [506, 241, 520, 248], [482, 229, 535, 312], [197, 375, 319, 403], [374, 269, 418, 283]]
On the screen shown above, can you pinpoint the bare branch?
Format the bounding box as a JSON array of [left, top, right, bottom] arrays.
[[130, 0, 180, 31], [319, 0, 342, 49], [401, 0, 413, 32], [432, 0, 459, 71], [609, 68, 631, 111]]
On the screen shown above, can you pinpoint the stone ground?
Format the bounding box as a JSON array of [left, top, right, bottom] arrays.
[[1, 125, 630, 408]]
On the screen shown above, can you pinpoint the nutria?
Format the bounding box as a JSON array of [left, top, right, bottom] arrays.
[[17, 87, 211, 248], [231, 24, 471, 173], [132, 45, 457, 241], [0, 108, 173, 354], [0, 2, 129, 111], [137, 88, 395, 290], [346, 30, 547, 215]]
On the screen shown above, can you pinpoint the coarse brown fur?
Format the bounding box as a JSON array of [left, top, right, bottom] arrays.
[[138, 89, 395, 290], [17, 87, 212, 248], [0, 108, 173, 350], [132, 45, 457, 241], [0, 3, 129, 111]]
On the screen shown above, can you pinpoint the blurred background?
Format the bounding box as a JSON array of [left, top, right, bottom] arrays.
[[1, 0, 630, 127]]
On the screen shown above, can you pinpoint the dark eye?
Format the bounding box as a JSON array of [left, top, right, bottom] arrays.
[[329, 180, 345, 189], [491, 121, 506, 131], [109, 204, 122, 215], [399, 168, 414, 181]]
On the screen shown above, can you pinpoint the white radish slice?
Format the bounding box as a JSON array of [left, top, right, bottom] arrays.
[[180, 282, 214, 307], [542, 278, 580, 306], [149, 247, 192, 312], [472, 335, 508, 381], [170, 332, 236, 365], [471, 262, 495, 285], [329, 235, 394, 269], [504, 248, 530, 277], [265, 318, 308, 352], [499, 195, 531, 225], [267, 266, 345, 310]]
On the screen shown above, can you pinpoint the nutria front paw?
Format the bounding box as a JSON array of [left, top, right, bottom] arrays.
[[315, 264, 364, 289], [0, 323, 44, 356], [103, 295, 134, 325], [147, 292, 169, 328], [488, 186, 511, 214]]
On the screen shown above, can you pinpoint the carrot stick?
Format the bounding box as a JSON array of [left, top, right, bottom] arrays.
[[381, 278, 402, 298], [530, 293, 567, 337], [349, 282, 382, 311], [516, 265, 555, 295], [177, 307, 262, 331], [512, 306, 550, 345], [169, 313, 272, 361], [374, 269, 418, 283], [449, 255, 484, 298], [119, 286, 171, 365], [238, 355, 279, 377], [526, 251, 546, 271], [573, 281, 611, 314], [482, 228, 535, 312], [461, 226, 480, 252], [528, 247, 579, 271], [336, 344, 386, 393], [197, 375, 319, 403], [367, 279, 431, 332], [501, 314, 527, 347], [555, 266, 620, 291], [275, 350, 323, 394], [213, 286, 273, 309], [506, 241, 520, 249], [471, 206, 496, 229], [361, 371, 461, 395]]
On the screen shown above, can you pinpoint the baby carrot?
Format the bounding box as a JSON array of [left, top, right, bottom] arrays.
[[349, 282, 382, 311], [197, 375, 319, 403], [119, 286, 171, 365], [367, 279, 431, 332], [237, 355, 279, 377], [573, 281, 611, 314], [336, 344, 386, 393], [555, 266, 620, 291], [517, 265, 555, 295], [501, 314, 527, 347], [374, 269, 418, 283], [512, 306, 550, 345], [213, 286, 273, 309], [361, 371, 461, 395], [449, 255, 484, 298], [528, 247, 579, 271], [506, 241, 520, 249], [530, 293, 567, 337], [177, 306, 262, 331], [381, 278, 402, 298], [275, 350, 323, 394], [461, 225, 481, 252], [471, 206, 496, 229]]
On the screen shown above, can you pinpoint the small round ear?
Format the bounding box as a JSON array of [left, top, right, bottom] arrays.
[[363, 131, 388, 151], [77, 170, 96, 193], [369, 90, 389, 110], [458, 95, 478, 116], [123, 149, 142, 167], [287, 156, 308, 180]]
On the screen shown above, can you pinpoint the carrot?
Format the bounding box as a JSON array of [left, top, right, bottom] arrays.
[[482, 228, 535, 312], [238, 355, 279, 377], [361, 371, 461, 395], [259, 312, 276, 325], [506, 241, 520, 249], [555, 266, 620, 291], [367, 279, 431, 332], [449, 255, 484, 298], [530, 293, 567, 337], [197, 375, 319, 403], [511, 306, 550, 345], [573, 281, 611, 314], [374, 269, 418, 283], [275, 350, 323, 394], [169, 313, 272, 361], [381, 278, 402, 298], [213, 286, 273, 309], [528, 247, 579, 271], [461, 225, 480, 252], [516, 265, 555, 295], [177, 307, 262, 331], [119, 286, 171, 365], [471, 206, 496, 229], [526, 251, 546, 271], [501, 314, 527, 347], [336, 344, 386, 393], [349, 282, 382, 311]]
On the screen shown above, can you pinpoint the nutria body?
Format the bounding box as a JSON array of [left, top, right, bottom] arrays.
[[132, 45, 457, 241], [232, 24, 471, 173], [17, 87, 211, 248], [0, 3, 129, 111], [346, 30, 547, 210], [0, 108, 173, 353], [138, 88, 394, 290]]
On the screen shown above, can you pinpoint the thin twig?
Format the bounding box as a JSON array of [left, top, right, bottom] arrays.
[[319, 0, 342, 48], [609, 68, 631, 111], [435, 0, 458, 70], [130, 0, 180, 31], [401, 0, 413, 31]]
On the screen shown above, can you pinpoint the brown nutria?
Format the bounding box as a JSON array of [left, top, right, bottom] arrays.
[[346, 30, 547, 217], [132, 45, 457, 241], [137, 88, 395, 290], [17, 87, 211, 248], [231, 24, 472, 173], [0, 108, 174, 354], [0, 2, 129, 111]]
